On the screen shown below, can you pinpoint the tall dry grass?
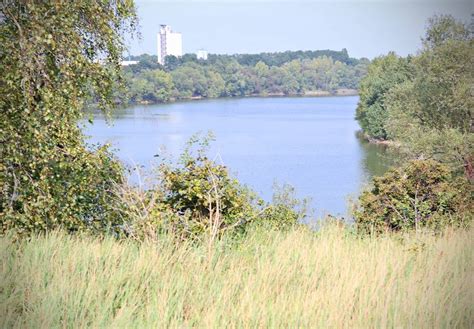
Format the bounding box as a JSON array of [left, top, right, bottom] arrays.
[[1, 225, 472, 328]]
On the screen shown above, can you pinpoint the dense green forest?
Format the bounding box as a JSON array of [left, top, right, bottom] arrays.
[[356, 15, 473, 181], [120, 50, 369, 103]]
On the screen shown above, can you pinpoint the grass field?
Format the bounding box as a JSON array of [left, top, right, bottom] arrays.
[[1, 225, 472, 328]]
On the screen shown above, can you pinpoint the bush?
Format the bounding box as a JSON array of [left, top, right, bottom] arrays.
[[1, 144, 125, 236], [257, 183, 307, 230], [117, 137, 305, 241], [158, 156, 257, 238], [355, 160, 472, 234], [115, 135, 259, 240]]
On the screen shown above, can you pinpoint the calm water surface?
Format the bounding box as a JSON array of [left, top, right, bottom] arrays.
[[84, 96, 393, 216]]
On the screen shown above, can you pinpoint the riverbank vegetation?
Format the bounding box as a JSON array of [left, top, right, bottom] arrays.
[[121, 49, 368, 104], [353, 14, 473, 237], [355, 159, 472, 234], [356, 15, 473, 180], [1, 2, 473, 327]]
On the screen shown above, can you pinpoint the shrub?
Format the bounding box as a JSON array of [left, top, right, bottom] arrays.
[[355, 160, 472, 234], [116, 137, 306, 241], [1, 144, 125, 236], [116, 135, 259, 240], [257, 183, 307, 230], [158, 156, 257, 238]]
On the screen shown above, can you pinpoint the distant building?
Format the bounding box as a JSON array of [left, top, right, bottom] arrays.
[[157, 25, 182, 65], [196, 49, 208, 60], [120, 60, 139, 66]]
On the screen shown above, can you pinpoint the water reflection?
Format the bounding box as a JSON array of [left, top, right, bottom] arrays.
[[358, 137, 396, 178]]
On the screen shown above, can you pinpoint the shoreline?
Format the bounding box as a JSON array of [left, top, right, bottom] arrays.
[[131, 89, 359, 106], [357, 131, 400, 147]]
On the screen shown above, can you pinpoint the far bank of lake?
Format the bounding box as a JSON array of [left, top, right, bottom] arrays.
[[130, 88, 358, 105], [84, 96, 394, 217]]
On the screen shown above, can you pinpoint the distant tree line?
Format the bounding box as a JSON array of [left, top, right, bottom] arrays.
[[120, 49, 370, 104]]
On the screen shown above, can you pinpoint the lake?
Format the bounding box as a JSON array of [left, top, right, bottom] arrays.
[[83, 96, 393, 217]]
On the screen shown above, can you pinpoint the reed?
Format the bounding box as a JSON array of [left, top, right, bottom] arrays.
[[1, 225, 472, 328]]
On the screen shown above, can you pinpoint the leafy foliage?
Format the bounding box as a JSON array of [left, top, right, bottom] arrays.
[[210, 48, 361, 67], [258, 183, 309, 230], [387, 16, 473, 178], [0, 1, 137, 235], [355, 160, 472, 234], [355, 53, 413, 140], [356, 15, 473, 180], [129, 48, 363, 68], [170, 63, 225, 98], [155, 137, 258, 238], [125, 69, 174, 103], [422, 15, 472, 49]]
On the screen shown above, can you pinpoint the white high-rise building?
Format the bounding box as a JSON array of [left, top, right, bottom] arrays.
[[196, 49, 208, 60], [157, 25, 182, 65]]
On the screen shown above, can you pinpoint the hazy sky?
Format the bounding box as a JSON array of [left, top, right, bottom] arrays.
[[127, 0, 473, 59]]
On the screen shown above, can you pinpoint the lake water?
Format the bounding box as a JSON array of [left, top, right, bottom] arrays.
[[83, 96, 393, 217]]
